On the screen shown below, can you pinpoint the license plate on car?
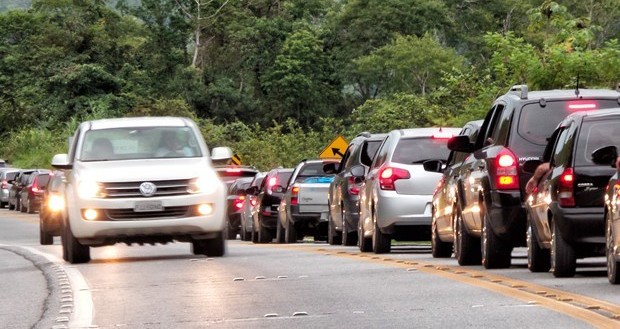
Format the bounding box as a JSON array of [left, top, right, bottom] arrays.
[[134, 200, 163, 212]]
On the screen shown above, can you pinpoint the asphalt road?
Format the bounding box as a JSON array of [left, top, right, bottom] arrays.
[[1, 210, 619, 329]]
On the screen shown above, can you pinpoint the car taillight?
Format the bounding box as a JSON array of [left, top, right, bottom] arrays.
[[1, 180, 6, 189], [432, 132, 453, 139], [348, 176, 360, 195], [31, 186, 40, 193], [567, 101, 598, 110], [379, 167, 410, 191], [268, 176, 278, 192], [558, 168, 575, 207], [494, 149, 519, 190], [250, 198, 257, 207], [291, 185, 300, 205], [234, 195, 245, 210]]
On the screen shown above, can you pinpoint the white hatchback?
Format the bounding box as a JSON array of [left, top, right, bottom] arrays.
[[52, 116, 232, 263]]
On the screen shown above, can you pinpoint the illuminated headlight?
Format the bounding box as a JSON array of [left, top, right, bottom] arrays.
[[187, 174, 218, 194], [48, 195, 65, 212], [78, 180, 104, 198], [83, 209, 98, 220], [197, 203, 214, 215]]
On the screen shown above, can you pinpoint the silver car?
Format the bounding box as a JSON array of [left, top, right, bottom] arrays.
[[0, 169, 20, 208], [358, 127, 461, 253]]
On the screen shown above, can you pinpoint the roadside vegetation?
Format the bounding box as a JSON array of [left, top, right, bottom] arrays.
[[1, 0, 619, 169]]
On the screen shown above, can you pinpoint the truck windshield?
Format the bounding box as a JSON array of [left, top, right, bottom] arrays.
[[80, 126, 202, 161]]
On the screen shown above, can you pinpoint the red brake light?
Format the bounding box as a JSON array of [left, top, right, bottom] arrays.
[[494, 149, 519, 190], [432, 132, 453, 139], [347, 176, 361, 195], [558, 168, 575, 207], [1, 179, 6, 189], [250, 198, 257, 207], [234, 195, 245, 210], [226, 168, 242, 173], [567, 101, 597, 110], [379, 167, 410, 190], [31, 186, 40, 193], [291, 185, 300, 205]]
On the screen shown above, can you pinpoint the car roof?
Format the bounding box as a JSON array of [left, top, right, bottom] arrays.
[[396, 127, 462, 138], [85, 117, 195, 130], [567, 107, 620, 121], [506, 89, 620, 102]]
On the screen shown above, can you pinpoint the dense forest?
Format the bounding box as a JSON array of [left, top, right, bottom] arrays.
[[1, 0, 619, 169]]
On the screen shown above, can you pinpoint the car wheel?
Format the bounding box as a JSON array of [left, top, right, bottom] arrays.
[[327, 211, 342, 245], [16, 198, 21, 212], [8, 199, 15, 210], [257, 219, 273, 243], [342, 205, 358, 246], [481, 203, 511, 269], [551, 219, 576, 277], [39, 216, 53, 245], [0, 201, 6, 208], [275, 219, 285, 243], [192, 231, 226, 257], [431, 216, 452, 258], [27, 199, 35, 214], [527, 214, 550, 273], [63, 219, 90, 264], [372, 210, 391, 254], [607, 211, 620, 284], [251, 226, 259, 243], [454, 207, 481, 265], [284, 216, 297, 244]]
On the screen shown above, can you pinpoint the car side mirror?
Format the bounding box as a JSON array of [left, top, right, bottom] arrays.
[[349, 165, 365, 183], [591, 145, 618, 168], [422, 160, 443, 173], [522, 159, 543, 174], [273, 185, 285, 193], [447, 135, 475, 153], [211, 146, 233, 161], [323, 162, 337, 174], [51, 153, 72, 170]]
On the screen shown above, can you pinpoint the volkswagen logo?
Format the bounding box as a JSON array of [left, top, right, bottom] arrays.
[[139, 182, 157, 197]]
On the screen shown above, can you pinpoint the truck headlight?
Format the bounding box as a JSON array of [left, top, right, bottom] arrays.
[[48, 195, 65, 212], [78, 180, 104, 198], [187, 172, 218, 195]]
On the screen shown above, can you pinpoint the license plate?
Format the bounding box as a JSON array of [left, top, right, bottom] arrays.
[[134, 200, 163, 212]]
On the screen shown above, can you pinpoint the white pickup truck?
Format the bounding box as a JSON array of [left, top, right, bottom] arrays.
[[276, 159, 339, 243], [51, 117, 232, 263]]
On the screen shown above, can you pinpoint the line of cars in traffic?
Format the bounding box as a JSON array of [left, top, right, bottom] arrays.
[[223, 84, 620, 285]]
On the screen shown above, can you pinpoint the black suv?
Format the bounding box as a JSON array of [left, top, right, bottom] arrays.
[[448, 85, 620, 269], [526, 108, 620, 276], [326, 132, 387, 246], [252, 168, 294, 243], [426, 120, 483, 262]]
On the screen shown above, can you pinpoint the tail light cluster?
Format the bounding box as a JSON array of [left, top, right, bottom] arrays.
[[494, 149, 519, 190], [234, 195, 245, 210], [290, 185, 300, 205], [1, 179, 7, 189], [379, 167, 410, 191], [29, 177, 41, 194], [267, 176, 278, 193], [348, 176, 361, 195], [250, 196, 257, 207], [558, 168, 575, 207]]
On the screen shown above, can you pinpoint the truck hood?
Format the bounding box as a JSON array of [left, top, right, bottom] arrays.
[[74, 158, 214, 183]]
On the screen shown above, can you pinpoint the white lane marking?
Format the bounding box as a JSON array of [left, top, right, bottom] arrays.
[[21, 247, 94, 329]]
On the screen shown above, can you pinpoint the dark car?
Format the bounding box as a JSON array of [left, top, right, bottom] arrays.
[[39, 171, 65, 245], [252, 168, 294, 243], [8, 169, 35, 211], [426, 120, 484, 262], [225, 176, 254, 239], [326, 132, 387, 246], [20, 169, 51, 213], [240, 172, 266, 242], [214, 165, 260, 190], [591, 144, 620, 284], [525, 109, 620, 277], [447, 85, 620, 269], [0, 169, 20, 208]]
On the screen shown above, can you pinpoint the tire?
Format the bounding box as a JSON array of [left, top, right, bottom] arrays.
[[240, 216, 252, 241], [606, 211, 620, 284], [258, 221, 272, 243], [372, 211, 391, 254], [27, 199, 35, 214], [284, 217, 297, 244], [20, 198, 27, 213], [358, 217, 372, 252], [0, 201, 6, 208], [454, 208, 481, 265], [481, 204, 511, 269], [62, 219, 90, 264], [527, 215, 550, 273], [39, 216, 53, 245], [431, 217, 452, 258], [550, 218, 576, 277], [192, 231, 226, 257], [342, 206, 358, 246], [8, 199, 14, 210], [275, 219, 285, 243], [251, 227, 259, 243], [16, 197, 21, 212], [327, 213, 342, 245]]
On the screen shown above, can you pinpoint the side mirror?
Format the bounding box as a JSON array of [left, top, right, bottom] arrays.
[[422, 160, 443, 173], [522, 159, 543, 174], [51, 154, 72, 170], [273, 185, 285, 193], [323, 162, 337, 174], [211, 147, 233, 161], [349, 165, 366, 184], [592, 145, 618, 168], [447, 135, 475, 153]]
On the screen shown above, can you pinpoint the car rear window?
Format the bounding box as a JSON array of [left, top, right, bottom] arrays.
[[6, 172, 18, 180], [277, 171, 293, 186], [37, 174, 51, 187], [297, 162, 335, 178], [574, 118, 620, 166], [391, 137, 452, 164]]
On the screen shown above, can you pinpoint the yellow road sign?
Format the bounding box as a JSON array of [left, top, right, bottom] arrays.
[[231, 154, 242, 165], [319, 135, 348, 159]]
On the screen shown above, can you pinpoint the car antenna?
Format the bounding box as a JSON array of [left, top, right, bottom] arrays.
[[575, 73, 580, 98]]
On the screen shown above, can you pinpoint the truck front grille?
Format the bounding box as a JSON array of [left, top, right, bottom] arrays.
[[102, 179, 191, 198]]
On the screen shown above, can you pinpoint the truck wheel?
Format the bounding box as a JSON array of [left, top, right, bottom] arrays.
[[372, 211, 391, 254], [481, 204, 511, 269], [192, 231, 226, 257], [284, 217, 297, 243], [431, 217, 452, 258], [606, 212, 620, 284], [328, 215, 341, 245], [251, 227, 259, 243], [551, 219, 576, 277], [39, 216, 53, 245], [63, 220, 90, 264], [527, 215, 550, 273], [454, 208, 481, 265]]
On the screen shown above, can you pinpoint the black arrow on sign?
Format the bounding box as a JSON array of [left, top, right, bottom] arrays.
[[331, 148, 344, 157]]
